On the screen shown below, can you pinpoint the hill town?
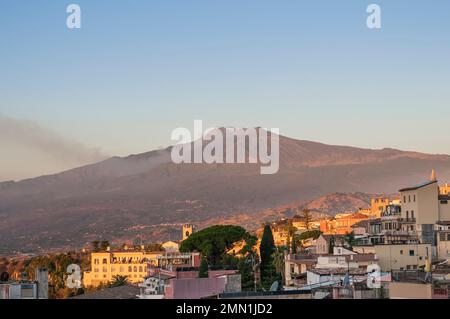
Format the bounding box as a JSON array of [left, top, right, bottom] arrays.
[[2, 170, 450, 299]]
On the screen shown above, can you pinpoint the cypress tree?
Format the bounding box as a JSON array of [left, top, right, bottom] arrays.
[[259, 224, 277, 289]]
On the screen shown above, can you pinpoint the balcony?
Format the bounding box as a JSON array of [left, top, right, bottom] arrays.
[[398, 218, 416, 223], [383, 230, 417, 236]]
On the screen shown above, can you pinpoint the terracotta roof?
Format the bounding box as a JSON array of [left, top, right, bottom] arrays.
[[399, 180, 437, 192]]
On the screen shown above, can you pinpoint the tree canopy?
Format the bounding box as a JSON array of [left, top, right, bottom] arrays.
[[179, 225, 253, 265]]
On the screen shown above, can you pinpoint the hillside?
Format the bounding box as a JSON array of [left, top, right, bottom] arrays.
[[1, 131, 449, 256]]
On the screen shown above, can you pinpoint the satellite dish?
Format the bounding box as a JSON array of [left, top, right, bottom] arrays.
[[0, 272, 10, 282], [269, 281, 279, 292]]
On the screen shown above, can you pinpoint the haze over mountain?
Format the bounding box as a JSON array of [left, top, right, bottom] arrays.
[[1, 130, 450, 256]]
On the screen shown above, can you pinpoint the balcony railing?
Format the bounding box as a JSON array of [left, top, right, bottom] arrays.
[[397, 218, 416, 223]]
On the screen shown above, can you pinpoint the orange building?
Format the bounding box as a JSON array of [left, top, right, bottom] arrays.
[[320, 213, 369, 235], [370, 198, 391, 218]]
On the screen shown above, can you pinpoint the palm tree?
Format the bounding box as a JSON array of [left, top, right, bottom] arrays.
[[272, 248, 286, 286], [110, 275, 129, 287]]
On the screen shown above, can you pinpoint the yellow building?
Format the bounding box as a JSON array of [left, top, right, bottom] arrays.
[[83, 250, 163, 287], [440, 183, 450, 195], [161, 240, 180, 252], [353, 243, 431, 271]]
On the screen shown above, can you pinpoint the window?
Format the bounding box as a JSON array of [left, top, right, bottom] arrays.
[[406, 211, 409, 220], [411, 211, 414, 219], [128, 266, 132, 272], [139, 266, 143, 272], [409, 250, 414, 256], [408, 195, 411, 202], [102, 258, 107, 264], [400, 250, 403, 255], [102, 267, 107, 272], [413, 195, 416, 202], [94, 259, 99, 265], [20, 286, 34, 298], [133, 266, 137, 272], [441, 200, 448, 205], [94, 268, 99, 273], [403, 196, 406, 203]]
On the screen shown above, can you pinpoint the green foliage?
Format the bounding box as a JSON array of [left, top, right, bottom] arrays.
[[91, 240, 100, 252], [259, 224, 278, 290], [110, 275, 129, 287], [302, 208, 312, 230], [199, 258, 209, 278], [238, 258, 255, 291], [179, 225, 252, 266], [237, 235, 260, 291], [145, 243, 164, 252], [22, 252, 89, 298], [272, 247, 287, 286], [100, 241, 110, 251], [297, 230, 322, 241], [344, 231, 356, 250], [328, 236, 335, 254]]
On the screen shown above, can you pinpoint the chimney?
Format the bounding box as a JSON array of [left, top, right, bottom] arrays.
[[35, 268, 48, 299]]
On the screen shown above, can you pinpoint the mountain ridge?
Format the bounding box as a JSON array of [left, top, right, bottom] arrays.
[[1, 132, 450, 256]]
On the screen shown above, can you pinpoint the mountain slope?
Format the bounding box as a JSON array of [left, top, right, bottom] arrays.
[[1, 131, 450, 256]]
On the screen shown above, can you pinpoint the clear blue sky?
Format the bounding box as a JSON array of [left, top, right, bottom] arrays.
[[1, 0, 450, 165]]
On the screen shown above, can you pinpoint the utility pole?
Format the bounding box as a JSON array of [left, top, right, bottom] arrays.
[[251, 255, 257, 292]]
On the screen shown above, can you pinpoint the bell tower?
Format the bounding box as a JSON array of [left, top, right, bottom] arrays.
[[182, 224, 194, 240]]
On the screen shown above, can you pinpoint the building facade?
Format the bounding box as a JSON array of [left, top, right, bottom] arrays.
[[83, 250, 163, 287]]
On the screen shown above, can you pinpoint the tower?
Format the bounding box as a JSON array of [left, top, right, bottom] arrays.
[[182, 224, 194, 241], [430, 169, 437, 182]]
